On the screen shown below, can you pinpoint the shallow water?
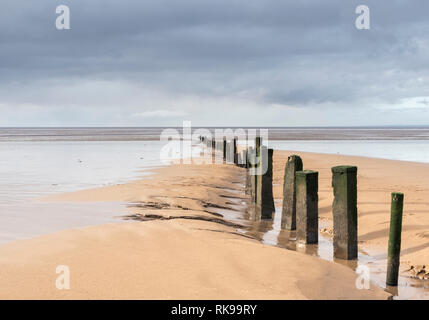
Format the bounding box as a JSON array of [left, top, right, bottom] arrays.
[[0, 201, 129, 244], [270, 140, 429, 164], [0, 140, 168, 203], [0, 140, 170, 244]]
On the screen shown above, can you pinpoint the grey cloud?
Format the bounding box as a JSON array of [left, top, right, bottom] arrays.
[[1, 0, 429, 126]]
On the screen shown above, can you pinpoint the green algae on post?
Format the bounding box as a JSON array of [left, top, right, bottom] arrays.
[[386, 192, 404, 286], [296, 170, 319, 244], [332, 165, 358, 260]]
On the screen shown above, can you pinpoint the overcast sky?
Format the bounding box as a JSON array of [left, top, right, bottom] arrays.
[[1, 0, 429, 127]]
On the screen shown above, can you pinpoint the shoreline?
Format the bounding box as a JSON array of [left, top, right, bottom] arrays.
[[1, 149, 428, 298]]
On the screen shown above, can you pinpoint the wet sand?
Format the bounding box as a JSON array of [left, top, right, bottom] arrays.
[[0, 156, 392, 299]]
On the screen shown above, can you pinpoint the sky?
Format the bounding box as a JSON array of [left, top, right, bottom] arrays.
[[1, 0, 429, 127]]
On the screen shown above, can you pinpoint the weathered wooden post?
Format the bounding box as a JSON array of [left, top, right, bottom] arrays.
[[386, 192, 404, 286], [332, 165, 358, 260], [223, 138, 227, 163], [211, 139, 216, 164], [253, 137, 262, 203], [255, 147, 275, 219], [227, 141, 234, 163], [246, 147, 254, 195], [233, 138, 238, 165], [296, 170, 319, 244], [241, 149, 247, 168], [281, 155, 303, 230]]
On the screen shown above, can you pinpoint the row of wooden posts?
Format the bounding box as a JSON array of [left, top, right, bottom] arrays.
[[200, 135, 404, 287]]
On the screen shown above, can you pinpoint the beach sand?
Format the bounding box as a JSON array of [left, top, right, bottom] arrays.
[[3, 149, 429, 299]]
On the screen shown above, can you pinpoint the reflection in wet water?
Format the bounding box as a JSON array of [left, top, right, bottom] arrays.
[[211, 186, 429, 300]]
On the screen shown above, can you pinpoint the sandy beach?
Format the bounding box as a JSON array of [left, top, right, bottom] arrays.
[[1, 149, 429, 299]]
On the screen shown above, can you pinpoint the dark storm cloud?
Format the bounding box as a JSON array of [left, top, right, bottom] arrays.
[[1, 0, 429, 126]]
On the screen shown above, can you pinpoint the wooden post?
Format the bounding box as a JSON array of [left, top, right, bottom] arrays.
[[255, 147, 275, 219], [241, 149, 247, 168], [254, 137, 262, 204], [332, 165, 358, 260], [246, 147, 254, 195], [227, 141, 234, 163], [281, 155, 303, 230], [296, 170, 319, 244], [223, 138, 227, 163], [233, 138, 238, 165], [386, 192, 404, 286], [211, 139, 216, 164]]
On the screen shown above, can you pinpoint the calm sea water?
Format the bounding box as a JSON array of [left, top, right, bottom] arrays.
[[3, 126, 429, 141], [269, 140, 429, 163], [0, 140, 166, 204], [2, 127, 429, 204], [0, 138, 170, 243], [1, 127, 429, 243]]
